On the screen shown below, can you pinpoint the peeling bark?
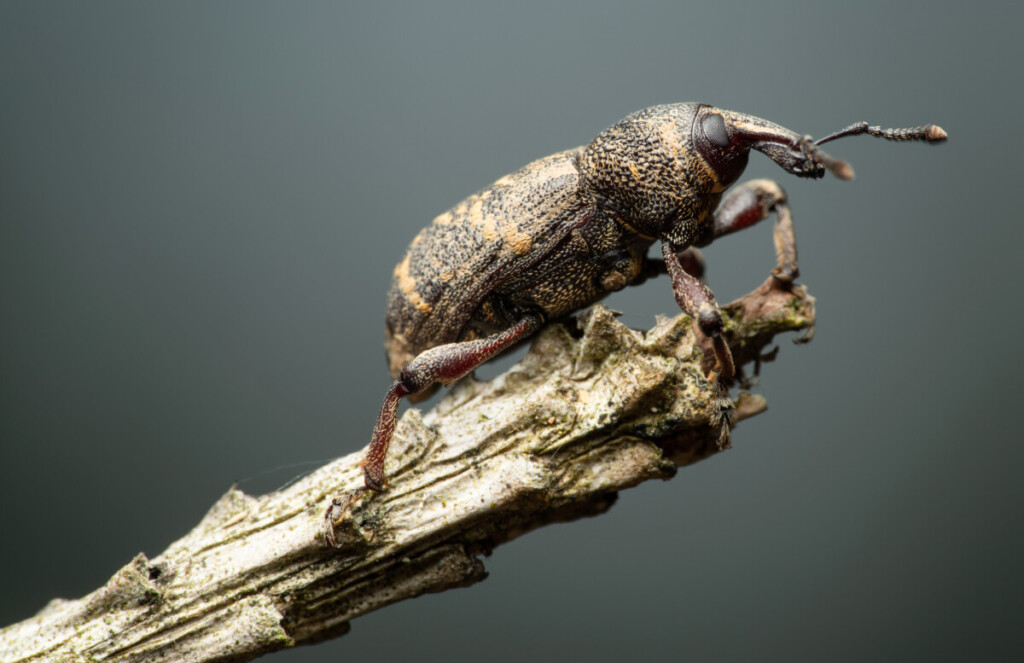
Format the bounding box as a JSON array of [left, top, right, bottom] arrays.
[[0, 278, 814, 663]]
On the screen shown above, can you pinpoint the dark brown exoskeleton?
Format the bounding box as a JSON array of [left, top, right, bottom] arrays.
[[357, 103, 946, 492]]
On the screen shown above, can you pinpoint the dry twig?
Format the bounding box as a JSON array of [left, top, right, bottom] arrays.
[[1, 278, 814, 663]]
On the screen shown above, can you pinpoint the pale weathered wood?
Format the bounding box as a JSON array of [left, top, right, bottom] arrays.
[[0, 278, 814, 663]]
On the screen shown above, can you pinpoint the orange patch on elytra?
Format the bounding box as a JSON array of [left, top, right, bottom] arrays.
[[482, 218, 500, 244], [394, 253, 432, 314], [406, 289, 432, 315], [394, 254, 418, 294], [502, 225, 533, 255], [465, 197, 503, 244], [467, 198, 485, 225]]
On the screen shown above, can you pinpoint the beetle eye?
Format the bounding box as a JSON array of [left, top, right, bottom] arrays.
[[701, 113, 730, 148], [692, 107, 750, 187]]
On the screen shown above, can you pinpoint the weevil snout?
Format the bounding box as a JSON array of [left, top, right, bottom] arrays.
[[755, 138, 831, 180], [695, 106, 832, 185], [706, 108, 842, 180], [710, 107, 947, 182]]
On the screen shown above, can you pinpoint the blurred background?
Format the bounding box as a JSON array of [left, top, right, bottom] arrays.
[[2, 2, 1021, 661]]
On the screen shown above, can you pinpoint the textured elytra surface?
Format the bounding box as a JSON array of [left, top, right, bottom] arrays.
[[0, 281, 813, 663], [384, 150, 592, 380]]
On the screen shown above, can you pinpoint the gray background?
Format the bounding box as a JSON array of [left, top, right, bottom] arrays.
[[2, 2, 1021, 661]]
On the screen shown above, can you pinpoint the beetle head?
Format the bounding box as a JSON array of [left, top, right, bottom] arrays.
[[578, 103, 946, 240], [577, 103, 846, 239], [577, 103, 821, 239], [701, 106, 947, 183], [698, 106, 837, 182]]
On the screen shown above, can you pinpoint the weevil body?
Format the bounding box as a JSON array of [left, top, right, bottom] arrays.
[[359, 102, 946, 492]]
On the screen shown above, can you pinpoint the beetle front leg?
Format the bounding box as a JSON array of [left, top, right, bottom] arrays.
[[642, 247, 705, 282], [662, 242, 735, 448], [360, 314, 542, 491], [708, 178, 798, 283]]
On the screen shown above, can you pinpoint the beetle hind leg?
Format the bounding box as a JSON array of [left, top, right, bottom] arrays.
[[359, 314, 542, 491], [641, 247, 705, 284]]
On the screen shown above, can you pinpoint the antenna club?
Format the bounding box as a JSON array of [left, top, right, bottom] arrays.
[[925, 125, 948, 143], [834, 162, 855, 180]]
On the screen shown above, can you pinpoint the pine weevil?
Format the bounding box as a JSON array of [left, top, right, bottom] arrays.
[[345, 103, 946, 498]]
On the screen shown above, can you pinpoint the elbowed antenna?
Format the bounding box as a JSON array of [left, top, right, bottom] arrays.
[[805, 121, 948, 181], [816, 122, 948, 145], [716, 109, 946, 182]]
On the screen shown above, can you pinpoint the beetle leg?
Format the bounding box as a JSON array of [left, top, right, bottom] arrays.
[[707, 179, 798, 282], [662, 241, 735, 448], [361, 314, 542, 490], [643, 248, 705, 282]]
